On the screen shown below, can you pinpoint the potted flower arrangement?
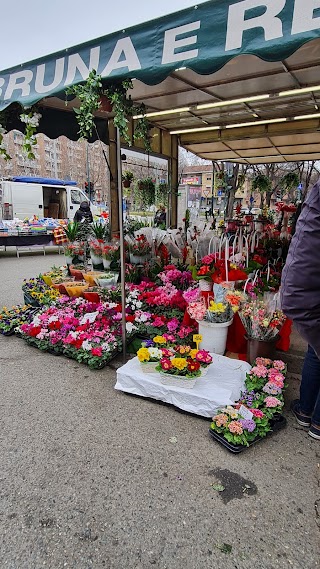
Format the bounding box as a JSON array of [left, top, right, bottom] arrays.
[[90, 239, 104, 269], [195, 253, 216, 291], [137, 342, 164, 373], [155, 341, 213, 388], [238, 300, 286, 363], [209, 357, 287, 450], [122, 171, 134, 188], [128, 235, 151, 264], [102, 244, 120, 270], [64, 242, 84, 265]]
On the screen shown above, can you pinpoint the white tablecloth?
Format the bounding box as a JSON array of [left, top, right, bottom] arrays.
[[115, 355, 251, 417]]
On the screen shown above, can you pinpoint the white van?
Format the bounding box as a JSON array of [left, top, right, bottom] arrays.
[[0, 177, 100, 221]]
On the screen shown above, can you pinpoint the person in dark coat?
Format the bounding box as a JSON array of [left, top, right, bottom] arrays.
[[281, 180, 320, 440], [74, 201, 93, 223]]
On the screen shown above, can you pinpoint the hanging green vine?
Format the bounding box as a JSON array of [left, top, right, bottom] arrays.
[[155, 182, 169, 206], [0, 124, 11, 161], [66, 69, 102, 139], [20, 111, 42, 160], [252, 174, 272, 193], [280, 171, 300, 192]]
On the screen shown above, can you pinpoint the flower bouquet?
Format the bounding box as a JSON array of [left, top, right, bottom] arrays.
[[102, 244, 120, 270], [90, 239, 104, 269], [128, 235, 151, 264], [195, 254, 215, 291], [238, 299, 286, 363]]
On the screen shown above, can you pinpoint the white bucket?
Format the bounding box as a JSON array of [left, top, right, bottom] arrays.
[[103, 259, 111, 270], [197, 319, 233, 355]]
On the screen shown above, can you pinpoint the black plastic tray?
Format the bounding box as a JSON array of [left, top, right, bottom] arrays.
[[209, 415, 287, 453]]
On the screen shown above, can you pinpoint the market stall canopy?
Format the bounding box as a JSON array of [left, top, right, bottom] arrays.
[[1, 0, 320, 161]]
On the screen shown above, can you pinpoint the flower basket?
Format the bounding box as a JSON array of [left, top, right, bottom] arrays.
[[159, 371, 198, 389], [246, 336, 278, 364], [197, 319, 233, 355], [198, 280, 213, 292], [140, 362, 158, 373]]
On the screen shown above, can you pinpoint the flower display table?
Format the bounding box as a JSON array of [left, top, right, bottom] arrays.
[[115, 355, 251, 417]]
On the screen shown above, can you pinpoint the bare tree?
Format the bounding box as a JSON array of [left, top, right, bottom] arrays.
[[225, 163, 250, 218]]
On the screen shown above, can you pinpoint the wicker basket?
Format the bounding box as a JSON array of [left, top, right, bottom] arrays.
[[140, 362, 158, 373], [159, 371, 198, 389]]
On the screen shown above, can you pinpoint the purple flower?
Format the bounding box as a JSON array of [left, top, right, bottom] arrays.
[[239, 419, 256, 432]]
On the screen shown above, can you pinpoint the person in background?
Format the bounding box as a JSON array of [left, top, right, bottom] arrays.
[[154, 206, 166, 228], [281, 180, 320, 440], [74, 201, 93, 223]]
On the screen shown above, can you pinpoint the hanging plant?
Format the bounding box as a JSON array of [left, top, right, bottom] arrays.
[[66, 69, 102, 139], [122, 171, 134, 188], [280, 171, 300, 192], [251, 174, 272, 193], [237, 173, 246, 189], [136, 177, 155, 208], [215, 171, 227, 189], [155, 182, 169, 206], [20, 111, 41, 160], [0, 124, 11, 161]]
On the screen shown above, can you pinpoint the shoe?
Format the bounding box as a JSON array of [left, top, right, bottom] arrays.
[[290, 399, 312, 427], [308, 425, 320, 440]]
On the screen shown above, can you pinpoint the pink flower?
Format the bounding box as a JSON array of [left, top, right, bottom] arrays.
[[268, 369, 285, 387], [251, 409, 264, 418], [160, 358, 172, 371], [196, 350, 212, 364], [264, 396, 283, 408], [273, 360, 286, 371], [167, 318, 180, 332], [255, 357, 272, 366], [249, 365, 268, 378], [228, 421, 243, 435], [214, 413, 229, 427]]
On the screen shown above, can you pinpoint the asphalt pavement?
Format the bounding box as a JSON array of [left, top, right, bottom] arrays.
[[0, 251, 319, 569]]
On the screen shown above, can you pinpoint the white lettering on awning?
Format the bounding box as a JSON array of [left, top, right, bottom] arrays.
[[162, 21, 200, 64], [225, 0, 285, 51], [4, 70, 33, 100], [101, 38, 141, 76], [65, 46, 100, 85], [35, 58, 65, 94], [292, 0, 320, 34]]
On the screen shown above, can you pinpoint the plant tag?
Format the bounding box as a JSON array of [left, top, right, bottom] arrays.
[[238, 405, 253, 420], [193, 334, 202, 350], [80, 311, 99, 325]]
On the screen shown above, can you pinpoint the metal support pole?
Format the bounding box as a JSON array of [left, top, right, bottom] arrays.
[[116, 128, 127, 362]]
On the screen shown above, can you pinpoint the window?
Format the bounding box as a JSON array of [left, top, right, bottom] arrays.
[[71, 189, 83, 204]]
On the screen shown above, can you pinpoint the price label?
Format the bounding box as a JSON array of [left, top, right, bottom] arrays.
[[238, 405, 253, 420], [80, 311, 99, 325]]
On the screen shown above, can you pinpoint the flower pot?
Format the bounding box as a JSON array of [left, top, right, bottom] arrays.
[[123, 180, 131, 188], [246, 337, 278, 364], [198, 280, 213, 292], [130, 253, 147, 265], [65, 255, 73, 265], [140, 362, 157, 373], [99, 95, 112, 113], [159, 371, 198, 389], [90, 252, 103, 266], [103, 259, 111, 270], [197, 319, 233, 355]]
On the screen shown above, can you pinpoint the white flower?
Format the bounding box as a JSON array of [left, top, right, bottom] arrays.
[[148, 347, 162, 359], [82, 340, 92, 351], [126, 322, 137, 333], [135, 301, 142, 309]]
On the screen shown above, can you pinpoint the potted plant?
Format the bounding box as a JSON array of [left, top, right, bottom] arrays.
[[155, 345, 212, 389], [136, 343, 164, 373], [137, 178, 155, 208], [122, 171, 134, 188], [102, 244, 120, 270], [89, 239, 104, 269]]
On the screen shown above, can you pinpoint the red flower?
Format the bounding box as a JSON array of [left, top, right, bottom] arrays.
[[160, 358, 172, 371], [197, 265, 211, 276], [91, 347, 103, 357], [30, 326, 41, 337], [126, 314, 135, 323], [187, 360, 200, 372]]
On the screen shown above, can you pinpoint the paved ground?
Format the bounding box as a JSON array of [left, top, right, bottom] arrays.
[[0, 252, 319, 569]]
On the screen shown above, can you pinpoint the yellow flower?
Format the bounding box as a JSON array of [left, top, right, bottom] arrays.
[[137, 347, 150, 362], [172, 357, 188, 371], [189, 349, 198, 360], [208, 302, 226, 313], [153, 335, 166, 344]]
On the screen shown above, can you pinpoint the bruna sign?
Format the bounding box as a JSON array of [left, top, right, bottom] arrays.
[[0, 0, 319, 110]]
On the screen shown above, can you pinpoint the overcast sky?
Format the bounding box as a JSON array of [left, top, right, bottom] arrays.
[[1, 0, 208, 70]]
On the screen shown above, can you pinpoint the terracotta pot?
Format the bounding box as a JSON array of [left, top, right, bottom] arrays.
[[246, 337, 278, 364], [123, 180, 131, 188], [99, 95, 112, 112]]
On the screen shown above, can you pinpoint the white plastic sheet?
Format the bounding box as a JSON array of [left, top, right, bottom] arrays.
[[115, 355, 251, 417]]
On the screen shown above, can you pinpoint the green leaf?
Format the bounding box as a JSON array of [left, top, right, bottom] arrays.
[[211, 484, 225, 492], [216, 543, 232, 554]]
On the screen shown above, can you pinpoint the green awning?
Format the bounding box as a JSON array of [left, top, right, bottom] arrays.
[[1, 0, 319, 111]]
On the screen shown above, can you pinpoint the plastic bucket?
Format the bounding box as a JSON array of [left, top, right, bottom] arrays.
[[198, 319, 233, 355]]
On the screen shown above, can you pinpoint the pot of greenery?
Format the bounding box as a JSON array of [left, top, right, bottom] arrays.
[[137, 178, 156, 209], [122, 171, 134, 188]]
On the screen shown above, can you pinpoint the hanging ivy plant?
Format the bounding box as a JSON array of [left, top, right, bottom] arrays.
[[20, 111, 42, 160], [252, 174, 272, 193], [136, 177, 155, 208], [66, 69, 102, 139], [155, 182, 169, 206], [67, 71, 151, 151]]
